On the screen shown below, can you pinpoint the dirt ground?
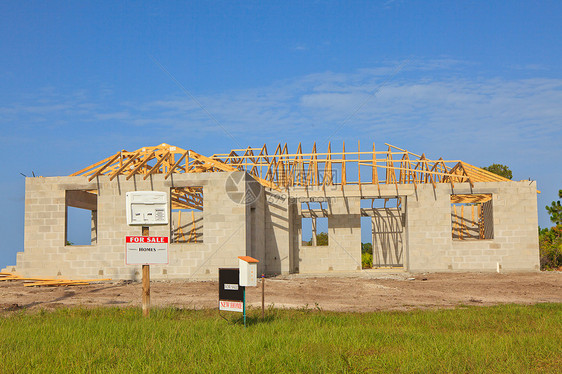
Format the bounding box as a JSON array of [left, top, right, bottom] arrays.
[[1, 271, 561, 314]]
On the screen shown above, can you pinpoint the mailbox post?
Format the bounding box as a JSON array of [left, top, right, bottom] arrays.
[[218, 256, 259, 327]]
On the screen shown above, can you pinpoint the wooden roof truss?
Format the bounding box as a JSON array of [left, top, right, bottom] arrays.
[[211, 142, 511, 189], [70, 142, 511, 200]]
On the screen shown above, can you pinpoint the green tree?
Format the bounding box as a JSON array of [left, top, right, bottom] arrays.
[[546, 189, 562, 225], [316, 232, 328, 246], [482, 164, 513, 180], [304, 232, 329, 246], [361, 242, 372, 254], [539, 190, 562, 270], [362, 252, 373, 269]]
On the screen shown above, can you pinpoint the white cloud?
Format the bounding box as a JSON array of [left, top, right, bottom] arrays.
[[1, 61, 559, 228], [1, 61, 560, 161]]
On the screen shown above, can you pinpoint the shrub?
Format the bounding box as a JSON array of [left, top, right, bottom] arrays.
[[362, 251, 372, 269], [539, 225, 562, 270]]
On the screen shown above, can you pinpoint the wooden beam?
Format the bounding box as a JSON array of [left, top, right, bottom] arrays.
[[70, 154, 118, 177], [342, 141, 346, 190], [66, 190, 97, 211], [109, 151, 141, 181], [357, 140, 361, 192], [126, 151, 156, 180], [87, 153, 121, 181], [190, 150, 280, 190], [165, 150, 189, 179], [143, 151, 171, 180]]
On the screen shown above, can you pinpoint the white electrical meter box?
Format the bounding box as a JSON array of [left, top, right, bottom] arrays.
[[126, 191, 168, 226], [238, 256, 259, 287]]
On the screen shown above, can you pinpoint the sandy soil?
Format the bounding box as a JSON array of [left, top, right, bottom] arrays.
[[1, 271, 561, 314]]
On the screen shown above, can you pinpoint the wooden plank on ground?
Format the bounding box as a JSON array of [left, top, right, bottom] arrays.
[[23, 278, 111, 287], [24, 282, 90, 287]]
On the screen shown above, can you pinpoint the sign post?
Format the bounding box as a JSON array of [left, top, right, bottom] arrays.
[[238, 256, 259, 328], [124, 190, 169, 318], [261, 274, 265, 320], [243, 286, 247, 327], [125, 227, 169, 317], [142, 226, 150, 317], [142, 264, 150, 316]]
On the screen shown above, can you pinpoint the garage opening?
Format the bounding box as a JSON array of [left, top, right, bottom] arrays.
[[361, 197, 404, 268]]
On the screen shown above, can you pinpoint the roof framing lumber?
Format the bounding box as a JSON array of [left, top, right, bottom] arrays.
[[69, 142, 513, 191]]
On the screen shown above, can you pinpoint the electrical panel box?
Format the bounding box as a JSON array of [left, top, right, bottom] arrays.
[[126, 191, 168, 226], [238, 256, 259, 287]]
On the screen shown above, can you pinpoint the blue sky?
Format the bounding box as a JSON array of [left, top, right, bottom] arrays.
[[1, 1, 561, 268]]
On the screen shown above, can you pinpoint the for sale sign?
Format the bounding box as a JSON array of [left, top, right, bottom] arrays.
[[125, 236, 169, 265]]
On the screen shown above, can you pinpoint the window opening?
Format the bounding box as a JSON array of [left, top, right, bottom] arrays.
[[65, 190, 97, 246], [170, 187, 203, 243], [301, 201, 329, 246], [451, 194, 493, 240]]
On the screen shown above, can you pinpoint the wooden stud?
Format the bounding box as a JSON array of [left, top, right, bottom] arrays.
[[357, 140, 361, 192], [342, 141, 346, 190]]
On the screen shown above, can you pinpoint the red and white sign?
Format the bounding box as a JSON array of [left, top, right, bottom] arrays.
[[125, 236, 169, 265], [126, 236, 169, 244], [219, 300, 243, 313]]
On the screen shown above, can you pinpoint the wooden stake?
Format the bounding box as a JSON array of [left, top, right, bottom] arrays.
[[142, 226, 150, 317]]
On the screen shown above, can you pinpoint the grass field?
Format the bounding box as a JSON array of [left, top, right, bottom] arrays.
[[1, 304, 561, 373]]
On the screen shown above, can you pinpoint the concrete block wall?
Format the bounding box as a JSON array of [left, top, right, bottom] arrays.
[[407, 181, 540, 272], [13, 171, 540, 279], [16, 171, 254, 280]]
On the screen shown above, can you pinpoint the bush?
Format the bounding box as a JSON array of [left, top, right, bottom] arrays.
[[539, 190, 562, 270], [362, 251, 372, 269], [539, 225, 562, 270]]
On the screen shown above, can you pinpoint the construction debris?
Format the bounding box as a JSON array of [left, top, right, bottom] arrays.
[[0, 272, 110, 287]]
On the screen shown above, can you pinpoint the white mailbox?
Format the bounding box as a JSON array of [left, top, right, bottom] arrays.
[[238, 256, 259, 287], [126, 191, 168, 225]]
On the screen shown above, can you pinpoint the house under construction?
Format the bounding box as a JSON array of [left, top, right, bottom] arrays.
[[4, 142, 540, 279]]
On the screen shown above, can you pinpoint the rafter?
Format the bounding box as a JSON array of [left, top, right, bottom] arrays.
[[70, 142, 514, 191]]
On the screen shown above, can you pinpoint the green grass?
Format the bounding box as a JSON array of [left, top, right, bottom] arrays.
[[1, 304, 561, 373]]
